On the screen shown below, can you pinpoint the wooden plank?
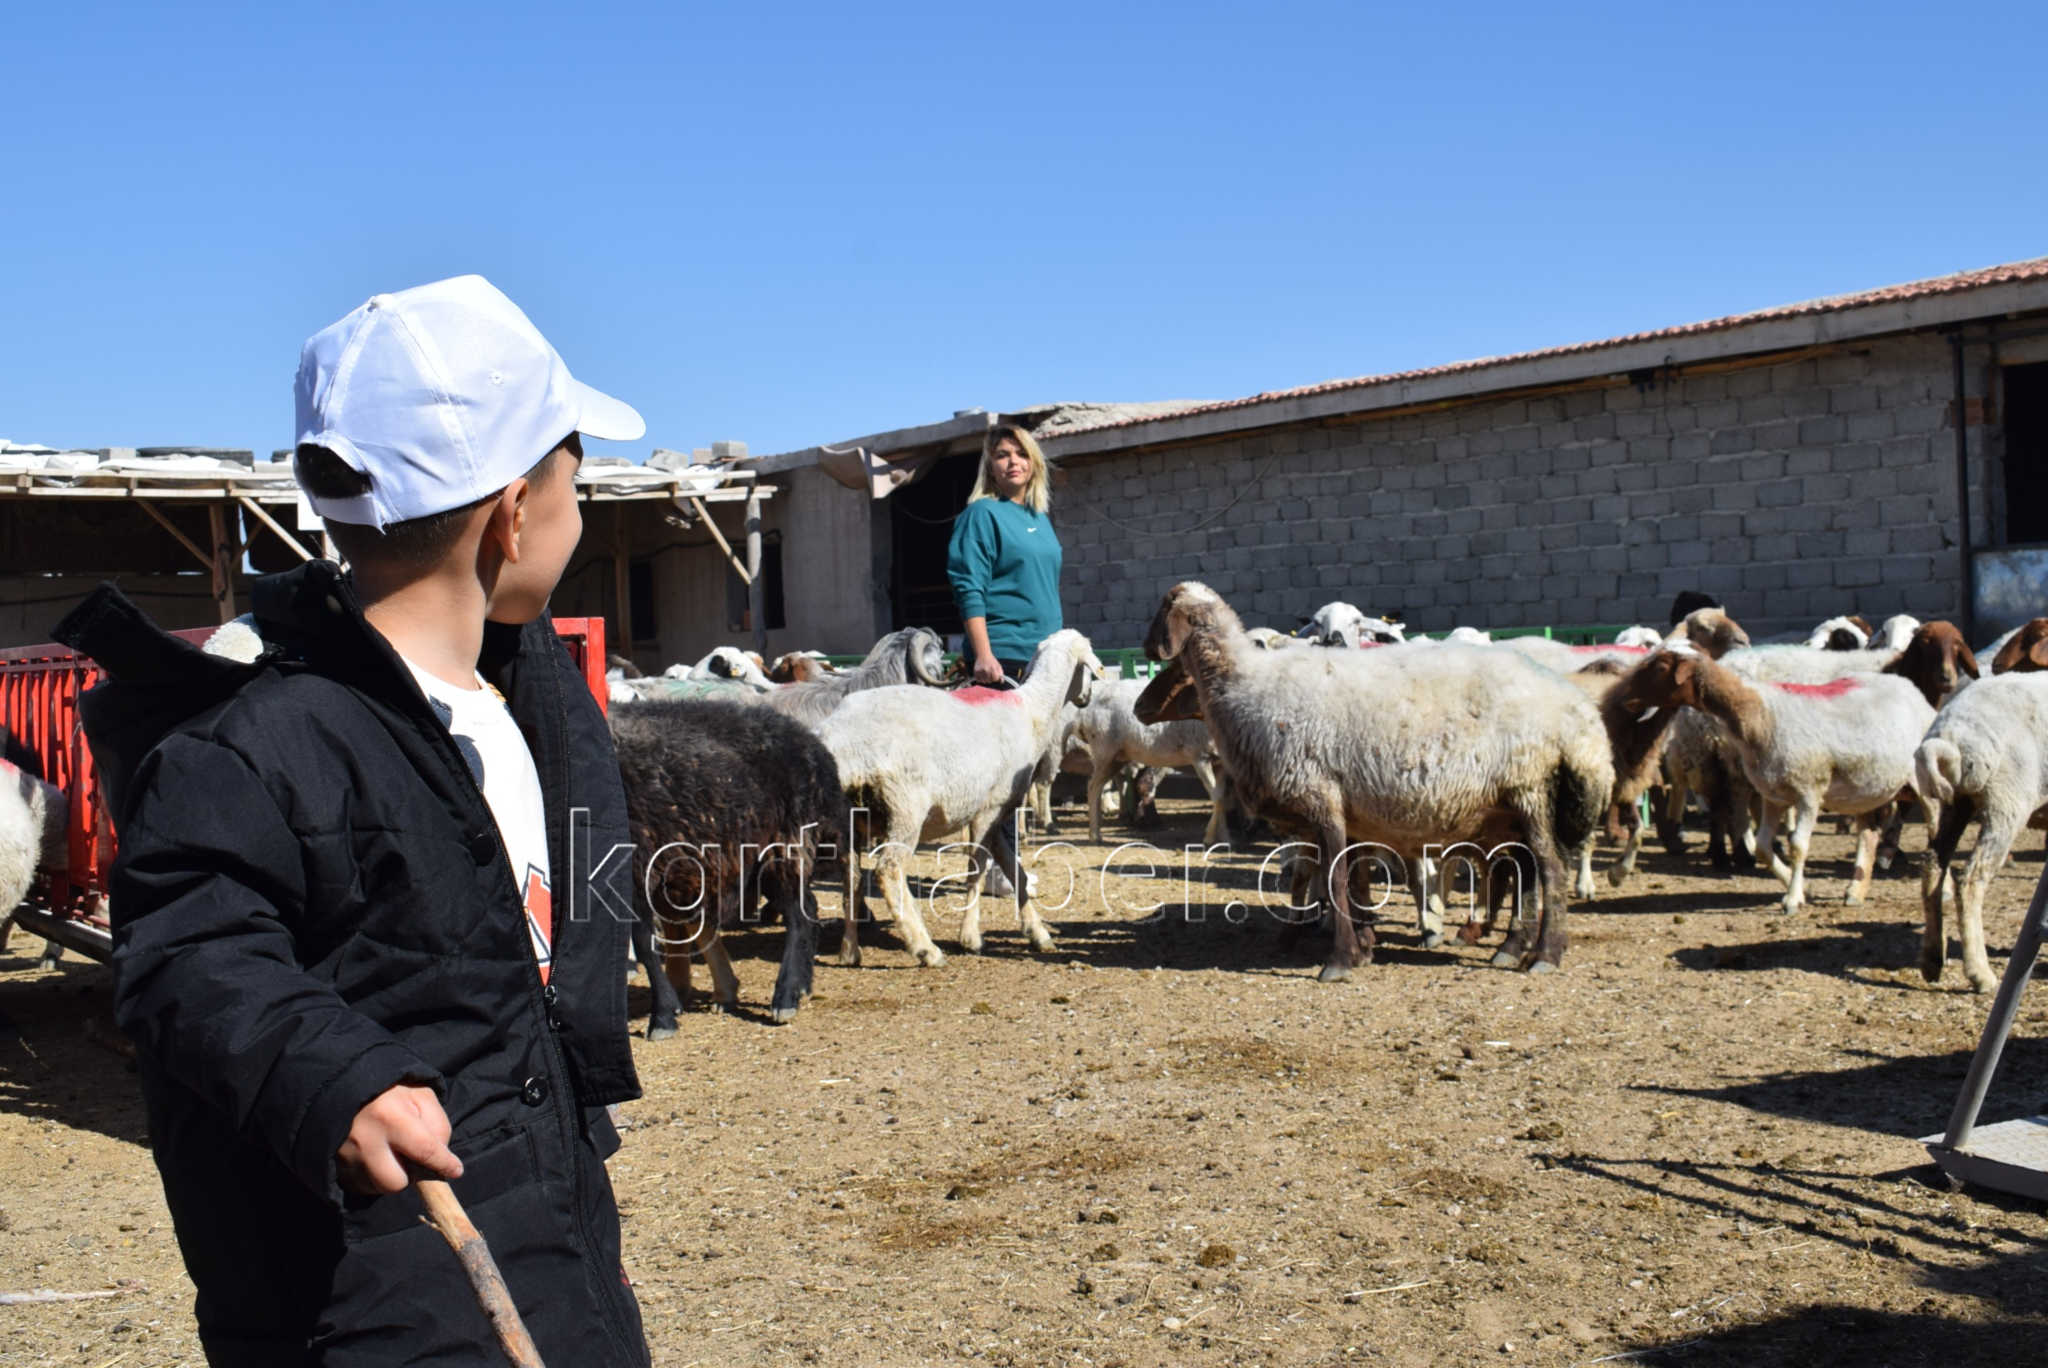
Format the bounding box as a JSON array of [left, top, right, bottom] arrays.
[[235, 495, 315, 562], [679, 495, 750, 584], [612, 504, 633, 657], [206, 504, 237, 622], [135, 501, 215, 572], [745, 488, 764, 654]]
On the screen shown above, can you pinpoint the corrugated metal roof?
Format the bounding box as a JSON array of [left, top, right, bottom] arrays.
[[1049, 256, 2048, 440]]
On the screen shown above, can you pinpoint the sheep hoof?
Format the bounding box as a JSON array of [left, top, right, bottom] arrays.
[[1526, 959, 1558, 976], [837, 946, 862, 968], [959, 937, 984, 956], [1969, 972, 1996, 995], [645, 1022, 678, 1042], [1419, 930, 1445, 950], [769, 1006, 798, 1025], [1605, 864, 1628, 889], [1489, 948, 1521, 969], [1029, 933, 1057, 954], [1315, 961, 1352, 983], [1844, 889, 1866, 908], [915, 947, 947, 967]]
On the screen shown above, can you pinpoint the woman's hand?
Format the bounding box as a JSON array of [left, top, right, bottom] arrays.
[[972, 652, 1005, 685]]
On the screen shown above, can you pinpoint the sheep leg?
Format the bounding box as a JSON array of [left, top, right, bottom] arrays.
[[1607, 803, 1644, 888], [629, 911, 683, 1042], [1780, 799, 1820, 914], [702, 932, 741, 1012], [876, 837, 944, 967], [768, 875, 819, 1025], [1755, 802, 1788, 883], [1530, 829, 1570, 971], [993, 809, 1056, 953], [1413, 856, 1446, 949], [1844, 818, 1882, 906], [1659, 778, 1690, 854], [1920, 796, 1966, 982], [1086, 761, 1110, 845], [1572, 839, 1596, 901], [1316, 821, 1369, 982], [838, 847, 863, 968], [1194, 756, 1229, 850], [1957, 817, 2013, 994], [958, 829, 990, 956]]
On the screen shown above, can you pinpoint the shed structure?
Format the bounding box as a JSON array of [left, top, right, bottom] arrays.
[[753, 257, 2048, 650]]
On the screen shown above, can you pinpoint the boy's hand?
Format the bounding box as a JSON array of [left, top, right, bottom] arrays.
[[336, 1084, 463, 1195]]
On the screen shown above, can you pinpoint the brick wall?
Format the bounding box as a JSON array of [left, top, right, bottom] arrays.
[[1053, 333, 1984, 646]]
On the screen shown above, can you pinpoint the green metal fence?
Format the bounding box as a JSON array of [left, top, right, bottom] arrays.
[[821, 624, 1634, 681]]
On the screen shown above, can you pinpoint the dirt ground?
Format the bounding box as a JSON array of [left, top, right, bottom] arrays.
[[5, 799, 2048, 1367]]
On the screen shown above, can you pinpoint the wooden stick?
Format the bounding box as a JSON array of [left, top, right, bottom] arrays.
[[0, 1287, 126, 1305], [416, 1179, 547, 1367]]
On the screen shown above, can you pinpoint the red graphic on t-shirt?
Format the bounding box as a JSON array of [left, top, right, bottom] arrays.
[[524, 864, 554, 983]]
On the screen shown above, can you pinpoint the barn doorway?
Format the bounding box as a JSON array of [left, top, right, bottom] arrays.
[[2001, 361, 2048, 545], [888, 450, 981, 634]]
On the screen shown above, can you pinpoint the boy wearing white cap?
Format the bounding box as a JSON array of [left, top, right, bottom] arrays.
[[60, 276, 654, 1365]]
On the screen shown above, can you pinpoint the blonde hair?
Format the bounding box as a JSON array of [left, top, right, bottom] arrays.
[[967, 424, 1051, 515]]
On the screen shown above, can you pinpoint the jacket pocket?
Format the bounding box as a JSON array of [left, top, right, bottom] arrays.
[[338, 1122, 538, 1242]]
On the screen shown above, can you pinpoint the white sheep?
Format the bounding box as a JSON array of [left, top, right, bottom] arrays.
[[1631, 634, 1962, 912], [1444, 626, 1492, 644], [1805, 615, 1872, 650], [818, 630, 1103, 967], [1300, 602, 1405, 648], [1614, 625, 1664, 648], [690, 646, 775, 691], [1139, 583, 1613, 978], [1913, 672, 2048, 992], [1068, 677, 1227, 846]]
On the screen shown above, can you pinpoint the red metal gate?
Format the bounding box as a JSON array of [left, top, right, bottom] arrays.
[[0, 614, 606, 962]]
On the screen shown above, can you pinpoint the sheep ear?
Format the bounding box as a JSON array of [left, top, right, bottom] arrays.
[[1959, 644, 1982, 679], [2029, 635, 2048, 671]]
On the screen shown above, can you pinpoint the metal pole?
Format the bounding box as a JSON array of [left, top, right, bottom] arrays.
[[1939, 857, 2048, 1151], [1950, 332, 1978, 644], [745, 488, 765, 655]]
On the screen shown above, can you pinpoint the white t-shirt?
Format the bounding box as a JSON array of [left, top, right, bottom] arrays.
[[403, 658, 555, 980]]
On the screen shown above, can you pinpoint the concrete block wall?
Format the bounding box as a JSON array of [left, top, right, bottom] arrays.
[[1054, 333, 1979, 646]]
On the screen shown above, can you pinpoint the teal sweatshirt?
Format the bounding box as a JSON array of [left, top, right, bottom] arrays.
[[947, 496, 1063, 661]]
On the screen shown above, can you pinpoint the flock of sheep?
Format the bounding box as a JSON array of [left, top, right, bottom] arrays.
[[597, 587, 2048, 1032]]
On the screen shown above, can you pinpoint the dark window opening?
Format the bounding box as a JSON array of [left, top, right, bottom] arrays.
[[627, 559, 655, 644], [2002, 362, 2048, 545], [889, 451, 981, 634], [726, 531, 786, 633]]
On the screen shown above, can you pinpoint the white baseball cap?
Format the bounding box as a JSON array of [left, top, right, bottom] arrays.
[[293, 274, 645, 529]]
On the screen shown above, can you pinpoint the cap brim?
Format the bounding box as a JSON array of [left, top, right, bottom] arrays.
[[572, 378, 646, 442]]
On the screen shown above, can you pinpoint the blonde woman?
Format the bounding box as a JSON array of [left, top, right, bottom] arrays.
[[948, 425, 1063, 684]]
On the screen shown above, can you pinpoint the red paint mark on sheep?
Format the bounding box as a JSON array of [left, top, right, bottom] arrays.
[[951, 687, 1023, 706], [1774, 678, 1860, 698], [1573, 644, 1649, 655]]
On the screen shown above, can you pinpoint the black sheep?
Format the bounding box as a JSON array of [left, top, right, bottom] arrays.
[[610, 697, 847, 1032]]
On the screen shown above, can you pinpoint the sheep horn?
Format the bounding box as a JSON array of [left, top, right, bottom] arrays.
[[910, 633, 945, 686]]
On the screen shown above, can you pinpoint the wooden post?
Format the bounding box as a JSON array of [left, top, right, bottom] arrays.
[[207, 503, 238, 622], [612, 504, 633, 665], [745, 488, 765, 654]]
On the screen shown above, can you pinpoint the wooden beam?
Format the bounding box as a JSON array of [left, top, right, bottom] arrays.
[[135, 501, 214, 572], [745, 487, 765, 654], [235, 495, 315, 562], [206, 504, 237, 622], [612, 504, 633, 659], [677, 495, 750, 584]]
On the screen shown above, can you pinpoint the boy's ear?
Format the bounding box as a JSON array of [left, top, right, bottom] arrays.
[[484, 479, 529, 563]]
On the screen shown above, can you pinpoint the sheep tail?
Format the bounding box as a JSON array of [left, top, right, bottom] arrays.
[[1551, 754, 1612, 855], [1913, 738, 1961, 806]]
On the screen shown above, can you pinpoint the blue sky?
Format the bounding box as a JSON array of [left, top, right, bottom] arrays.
[[6, 2, 2046, 460]]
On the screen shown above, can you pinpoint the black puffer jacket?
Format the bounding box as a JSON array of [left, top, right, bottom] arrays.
[[55, 561, 649, 1368]]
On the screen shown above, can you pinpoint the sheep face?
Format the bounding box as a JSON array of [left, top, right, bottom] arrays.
[[1807, 615, 1873, 651], [1672, 607, 1750, 658], [1885, 621, 1980, 705], [1143, 582, 1226, 661], [1993, 618, 2048, 674], [1133, 657, 1201, 723], [1625, 645, 1706, 720]]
